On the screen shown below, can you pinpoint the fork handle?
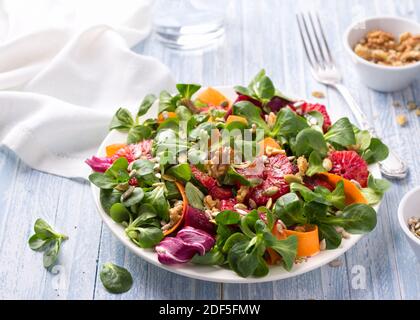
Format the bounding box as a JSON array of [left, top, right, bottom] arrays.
[[334, 84, 408, 179]]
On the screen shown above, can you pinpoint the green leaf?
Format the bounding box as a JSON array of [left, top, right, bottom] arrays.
[[100, 189, 123, 214], [185, 182, 205, 210], [355, 129, 372, 150], [361, 175, 391, 205], [361, 138, 389, 164], [315, 181, 346, 210], [318, 224, 342, 249], [222, 233, 249, 253], [33, 218, 56, 238], [233, 101, 270, 132], [303, 201, 328, 224], [253, 75, 275, 100], [215, 210, 241, 226], [290, 183, 330, 205], [175, 105, 193, 121], [136, 227, 164, 248], [28, 234, 51, 251], [307, 151, 327, 176], [233, 85, 254, 97], [223, 166, 251, 186], [271, 107, 309, 138], [100, 262, 133, 294], [120, 187, 144, 207], [191, 249, 225, 265], [305, 111, 324, 132], [324, 118, 356, 147], [293, 128, 328, 157], [166, 163, 192, 182], [176, 84, 201, 100], [158, 90, 179, 113], [127, 125, 152, 144], [110, 203, 131, 223], [137, 94, 157, 118], [143, 185, 169, 221], [189, 122, 216, 141], [273, 193, 305, 227], [43, 239, 61, 268], [109, 108, 134, 131], [253, 257, 269, 277], [89, 173, 118, 189], [321, 204, 377, 234], [263, 233, 298, 271], [227, 240, 261, 278], [105, 157, 129, 181]]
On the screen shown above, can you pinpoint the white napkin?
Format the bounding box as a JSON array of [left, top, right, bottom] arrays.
[[0, 0, 176, 179]]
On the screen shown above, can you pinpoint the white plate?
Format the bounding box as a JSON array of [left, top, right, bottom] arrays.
[[91, 86, 381, 283]]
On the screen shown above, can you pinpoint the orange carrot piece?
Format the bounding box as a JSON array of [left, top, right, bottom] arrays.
[[163, 181, 188, 236], [285, 225, 320, 257], [226, 115, 248, 126], [158, 111, 177, 124], [258, 137, 282, 156], [319, 172, 368, 205], [106, 143, 127, 157], [196, 87, 230, 107]]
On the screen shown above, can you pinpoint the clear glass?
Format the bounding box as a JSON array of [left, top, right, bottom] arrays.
[[153, 0, 228, 49]]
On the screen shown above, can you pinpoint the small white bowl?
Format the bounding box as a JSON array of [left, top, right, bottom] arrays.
[[344, 16, 420, 92], [398, 186, 420, 261]]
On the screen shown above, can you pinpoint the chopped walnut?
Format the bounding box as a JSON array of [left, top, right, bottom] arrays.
[[161, 200, 183, 231], [236, 186, 250, 203], [354, 30, 420, 66], [205, 146, 232, 178], [204, 195, 219, 210]]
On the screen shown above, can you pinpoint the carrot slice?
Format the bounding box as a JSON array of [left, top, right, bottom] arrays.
[[196, 87, 230, 107], [158, 111, 177, 124], [285, 225, 320, 257], [106, 143, 127, 157], [163, 181, 188, 236], [319, 172, 368, 205], [226, 115, 248, 126], [258, 137, 282, 156]]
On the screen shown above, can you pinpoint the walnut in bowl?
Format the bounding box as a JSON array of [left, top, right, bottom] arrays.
[[344, 16, 420, 92]]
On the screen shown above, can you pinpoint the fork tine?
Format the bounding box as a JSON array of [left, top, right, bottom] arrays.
[[308, 12, 331, 66], [296, 14, 315, 68], [314, 13, 334, 65], [300, 13, 324, 68]]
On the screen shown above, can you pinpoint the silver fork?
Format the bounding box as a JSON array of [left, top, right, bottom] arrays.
[[296, 12, 407, 179]]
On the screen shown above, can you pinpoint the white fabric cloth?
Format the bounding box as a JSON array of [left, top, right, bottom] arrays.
[[0, 0, 175, 179]]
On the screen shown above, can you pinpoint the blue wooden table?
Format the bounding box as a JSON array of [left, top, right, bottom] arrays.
[[1, 0, 419, 300]]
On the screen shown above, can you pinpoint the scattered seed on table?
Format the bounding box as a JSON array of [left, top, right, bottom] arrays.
[[392, 101, 401, 107], [312, 91, 325, 99], [396, 115, 408, 126], [416, 109, 420, 117], [407, 101, 417, 110], [328, 259, 343, 268]]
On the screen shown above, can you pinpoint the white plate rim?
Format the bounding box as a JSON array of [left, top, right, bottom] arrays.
[[90, 86, 381, 284]]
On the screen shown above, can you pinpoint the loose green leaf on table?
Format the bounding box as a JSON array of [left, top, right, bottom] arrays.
[[100, 262, 133, 294], [28, 218, 68, 269]]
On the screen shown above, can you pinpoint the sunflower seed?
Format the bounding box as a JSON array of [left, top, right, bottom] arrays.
[[121, 186, 135, 201], [262, 186, 279, 196]]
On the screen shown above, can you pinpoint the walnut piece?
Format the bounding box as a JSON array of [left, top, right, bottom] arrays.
[[354, 30, 420, 66]]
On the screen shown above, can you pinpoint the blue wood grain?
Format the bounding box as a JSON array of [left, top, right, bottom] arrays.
[[0, 0, 419, 300]]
